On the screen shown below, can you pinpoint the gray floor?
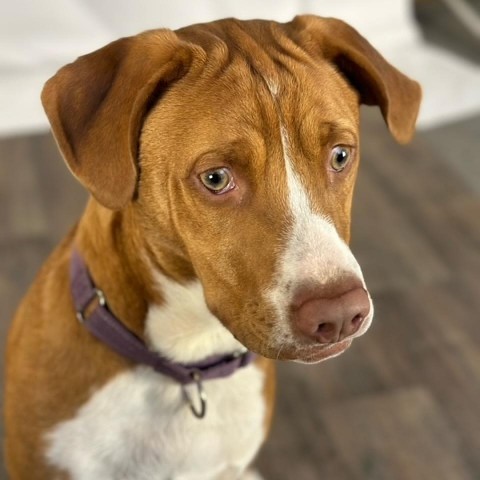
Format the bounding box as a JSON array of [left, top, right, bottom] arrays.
[[1, 108, 480, 479], [256, 109, 480, 479], [423, 115, 480, 195]]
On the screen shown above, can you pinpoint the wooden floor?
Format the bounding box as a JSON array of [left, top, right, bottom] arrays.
[[1, 108, 480, 479]]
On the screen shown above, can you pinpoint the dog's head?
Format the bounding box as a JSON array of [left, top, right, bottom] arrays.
[[42, 16, 421, 363]]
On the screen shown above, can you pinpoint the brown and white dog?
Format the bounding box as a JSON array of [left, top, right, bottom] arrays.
[[4, 15, 421, 480]]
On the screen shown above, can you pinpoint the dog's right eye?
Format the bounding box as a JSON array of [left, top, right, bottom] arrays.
[[199, 167, 235, 194], [330, 146, 352, 172]]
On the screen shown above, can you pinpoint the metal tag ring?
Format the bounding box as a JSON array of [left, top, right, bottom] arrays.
[[182, 372, 207, 419]]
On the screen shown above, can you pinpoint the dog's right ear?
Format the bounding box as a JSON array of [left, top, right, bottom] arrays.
[[289, 15, 422, 144], [42, 31, 199, 210]]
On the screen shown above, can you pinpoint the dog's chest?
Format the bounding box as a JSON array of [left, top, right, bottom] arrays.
[[46, 365, 266, 480]]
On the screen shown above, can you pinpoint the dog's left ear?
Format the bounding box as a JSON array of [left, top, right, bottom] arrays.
[[290, 15, 422, 144]]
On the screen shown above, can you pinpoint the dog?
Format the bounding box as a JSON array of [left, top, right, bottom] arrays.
[[4, 14, 421, 480]]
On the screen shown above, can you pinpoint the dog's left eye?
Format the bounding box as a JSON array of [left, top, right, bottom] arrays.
[[330, 146, 352, 172], [199, 167, 235, 194]]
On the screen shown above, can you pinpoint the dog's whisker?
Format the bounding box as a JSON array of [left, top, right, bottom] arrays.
[[276, 342, 287, 360]]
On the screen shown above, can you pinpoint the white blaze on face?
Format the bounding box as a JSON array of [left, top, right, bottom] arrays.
[[265, 124, 373, 341]]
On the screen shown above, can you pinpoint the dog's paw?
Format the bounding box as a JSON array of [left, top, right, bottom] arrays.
[[240, 469, 265, 480]]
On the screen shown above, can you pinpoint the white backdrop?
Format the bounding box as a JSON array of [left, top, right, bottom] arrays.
[[1, 0, 480, 136]]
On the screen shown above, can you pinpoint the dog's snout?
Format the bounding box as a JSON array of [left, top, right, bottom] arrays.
[[292, 286, 370, 344]]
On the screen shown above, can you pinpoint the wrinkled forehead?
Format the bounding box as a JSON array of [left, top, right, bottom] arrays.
[[143, 45, 360, 164], [179, 21, 359, 115]]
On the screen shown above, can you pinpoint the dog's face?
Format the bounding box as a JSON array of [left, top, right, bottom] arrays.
[[42, 16, 421, 363], [138, 51, 366, 362]]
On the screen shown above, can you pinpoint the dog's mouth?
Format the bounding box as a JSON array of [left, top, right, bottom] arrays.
[[243, 307, 373, 364], [274, 338, 353, 364]]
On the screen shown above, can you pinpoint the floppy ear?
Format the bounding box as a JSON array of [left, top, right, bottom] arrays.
[[290, 15, 422, 144], [42, 30, 197, 209]]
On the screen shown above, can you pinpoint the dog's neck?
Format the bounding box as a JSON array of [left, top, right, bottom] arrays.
[[73, 199, 243, 363], [74, 200, 152, 338]]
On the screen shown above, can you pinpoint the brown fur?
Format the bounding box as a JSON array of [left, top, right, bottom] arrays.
[[4, 16, 420, 478]]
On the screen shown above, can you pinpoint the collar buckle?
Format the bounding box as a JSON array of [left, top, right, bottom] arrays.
[[70, 249, 255, 420], [76, 288, 106, 324]]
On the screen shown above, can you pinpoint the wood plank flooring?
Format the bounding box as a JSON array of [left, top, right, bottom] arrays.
[[1, 109, 480, 479], [256, 109, 480, 479]]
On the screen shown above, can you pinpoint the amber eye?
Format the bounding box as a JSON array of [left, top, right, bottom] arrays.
[[330, 146, 352, 172], [199, 167, 234, 193]]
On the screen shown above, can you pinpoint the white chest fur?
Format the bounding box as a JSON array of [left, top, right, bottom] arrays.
[[46, 275, 266, 479], [46, 364, 266, 480]]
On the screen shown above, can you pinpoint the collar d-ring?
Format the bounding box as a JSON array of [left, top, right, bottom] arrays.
[[182, 372, 207, 419]]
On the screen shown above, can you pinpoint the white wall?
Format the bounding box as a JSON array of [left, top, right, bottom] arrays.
[[1, 0, 480, 136]]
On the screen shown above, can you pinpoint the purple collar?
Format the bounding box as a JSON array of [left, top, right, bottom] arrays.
[[70, 249, 255, 416]]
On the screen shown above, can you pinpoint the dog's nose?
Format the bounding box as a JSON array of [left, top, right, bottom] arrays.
[[292, 286, 370, 344]]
